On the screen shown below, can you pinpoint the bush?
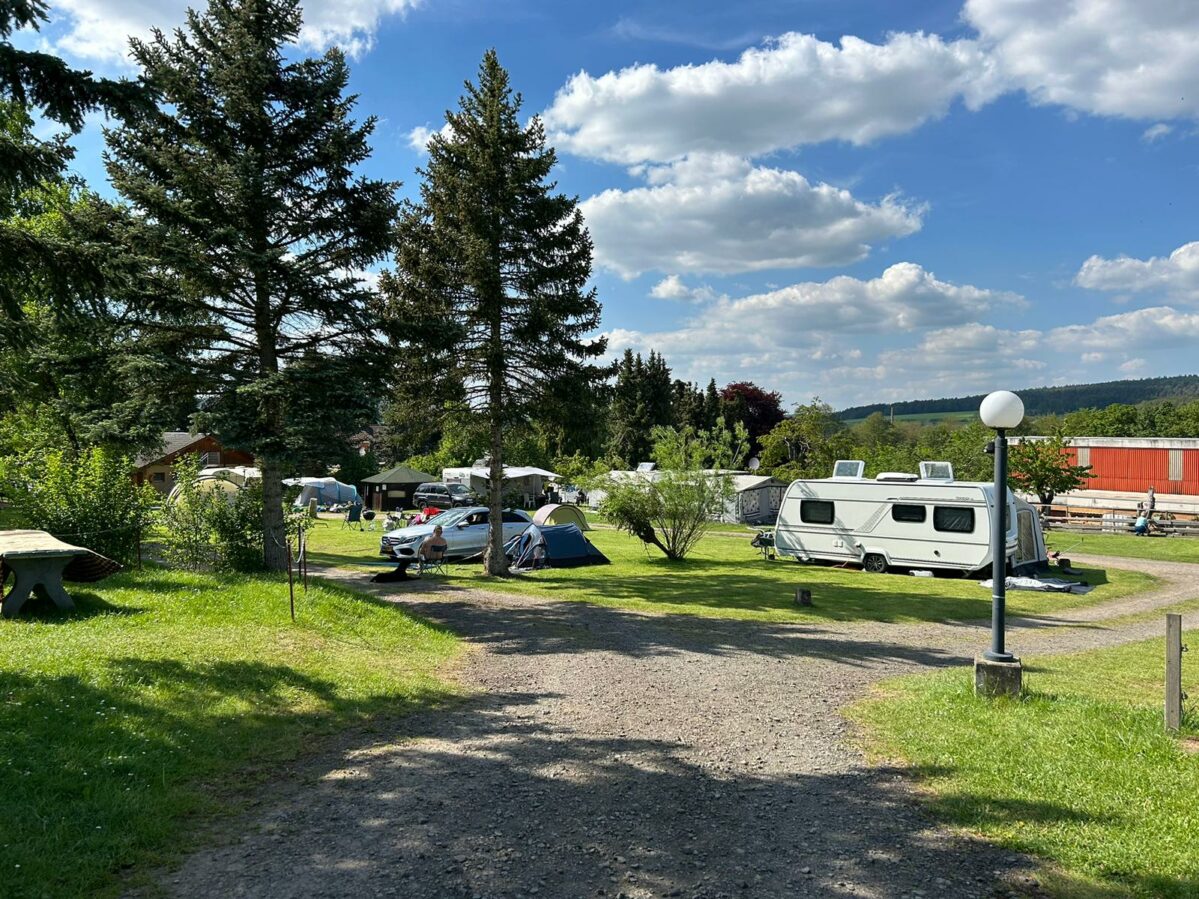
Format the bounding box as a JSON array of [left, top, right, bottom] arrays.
[[602, 420, 747, 561], [4, 447, 155, 566], [158, 455, 310, 572]]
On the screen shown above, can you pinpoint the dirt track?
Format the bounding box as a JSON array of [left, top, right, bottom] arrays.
[[150, 555, 1196, 898]]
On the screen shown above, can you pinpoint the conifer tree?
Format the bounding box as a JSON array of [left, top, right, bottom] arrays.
[[384, 51, 605, 575], [1, 0, 147, 321], [104, 0, 397, 570]]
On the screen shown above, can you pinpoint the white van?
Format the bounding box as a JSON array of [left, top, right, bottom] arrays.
[[774, 461, 1045, 575]]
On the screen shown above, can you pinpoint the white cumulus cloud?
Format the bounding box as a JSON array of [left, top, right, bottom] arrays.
[[649, 275, 720, 303], [49, 0, 420, 65], [582, 154, 923, 278], [544, 30, 1000, 164], [1075, 241, 1199, 301], [545, 1, 1199, 166], [964, 0, 1199, 121]]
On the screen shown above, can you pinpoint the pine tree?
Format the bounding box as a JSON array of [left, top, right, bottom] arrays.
[[104, 0, 397, 570], [384, 51, 605, 575], [1, 0, 147, 324], [703, 379, 721, 430]]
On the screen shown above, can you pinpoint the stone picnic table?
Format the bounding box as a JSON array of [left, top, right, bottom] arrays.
[[0, 530, 121, 618]]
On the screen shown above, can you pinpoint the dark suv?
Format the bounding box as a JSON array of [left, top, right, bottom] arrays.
[[414, 482, 476, 510]]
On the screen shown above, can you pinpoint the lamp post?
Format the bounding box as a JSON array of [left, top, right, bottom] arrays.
[[976, 390, 1024, 696]]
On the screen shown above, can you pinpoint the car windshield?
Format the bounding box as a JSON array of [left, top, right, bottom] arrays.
[[448, 484, 471, 494], [428, 508, 471, 527]]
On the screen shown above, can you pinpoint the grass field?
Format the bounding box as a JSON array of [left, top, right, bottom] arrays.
[[1047, 531, 1199, 564], [0, 566, 459, 898], [840, 410, 978, 426], [854, 636, 1199, 898], [306, 522, 1154, 624]]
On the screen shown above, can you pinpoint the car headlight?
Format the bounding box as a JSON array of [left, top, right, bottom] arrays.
[[396, 534, 420, 545]]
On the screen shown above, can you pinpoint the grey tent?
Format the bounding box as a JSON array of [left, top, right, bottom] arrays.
[[360, 465, 436, 511], [505, 524, 610, 570]]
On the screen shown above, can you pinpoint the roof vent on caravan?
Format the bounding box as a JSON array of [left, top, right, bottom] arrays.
[[831, 460, 865, 480], [919, 461, 955, 481], [635, 462, 658, 473], [876, 472, 919, 482]]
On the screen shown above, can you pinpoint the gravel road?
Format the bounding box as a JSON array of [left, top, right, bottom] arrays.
[[151, 554, 1196, 899]]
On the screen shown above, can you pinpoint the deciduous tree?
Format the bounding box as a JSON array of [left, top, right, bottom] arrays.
[[1009, 433, 1094, 505]]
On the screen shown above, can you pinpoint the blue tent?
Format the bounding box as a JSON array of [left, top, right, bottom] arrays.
[[505, 524, 609, 569]]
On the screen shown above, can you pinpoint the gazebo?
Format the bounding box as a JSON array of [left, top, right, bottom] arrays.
[[360, 465, 436, 511]]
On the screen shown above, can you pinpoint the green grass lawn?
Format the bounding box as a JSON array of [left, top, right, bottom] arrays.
[[306, 522, 1154, 624], [853, 637, 1199, 898], [1047, 531, 1199, 564], [0, 566, 459, 898]]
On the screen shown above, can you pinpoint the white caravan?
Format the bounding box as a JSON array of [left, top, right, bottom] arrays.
[[774, 461, 1045, 575]]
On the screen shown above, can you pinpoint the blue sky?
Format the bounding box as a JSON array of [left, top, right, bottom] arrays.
[[17, 0, 1199, 409]]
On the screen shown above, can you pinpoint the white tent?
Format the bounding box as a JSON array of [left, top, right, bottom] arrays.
[[166, 466, 261, 504], [283, 476, 360, 507], [443, 465, 559, 506]]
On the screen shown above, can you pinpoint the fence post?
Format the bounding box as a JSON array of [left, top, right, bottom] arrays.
[[286, 537, 296, 623], [1165, 613, 1183, 732]]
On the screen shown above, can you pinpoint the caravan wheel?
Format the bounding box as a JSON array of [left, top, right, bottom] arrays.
[[863, 554, 888, 574]]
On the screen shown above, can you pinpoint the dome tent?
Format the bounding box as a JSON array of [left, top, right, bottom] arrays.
[[504, 524, 609, 570], [532, 503, 590, 531], [283, 476, 359, 508]]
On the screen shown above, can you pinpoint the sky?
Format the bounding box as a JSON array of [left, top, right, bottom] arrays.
[[15, 0, 1199, 410]]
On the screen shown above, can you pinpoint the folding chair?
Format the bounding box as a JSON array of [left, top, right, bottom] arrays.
[[341, 505, 363, 529], [417, 546, 447, 577]]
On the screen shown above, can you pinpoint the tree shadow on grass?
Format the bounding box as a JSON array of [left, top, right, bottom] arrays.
[[146, 685, 1153, 899], [1, 590, 147, 623], [0, 658, 454, 898]]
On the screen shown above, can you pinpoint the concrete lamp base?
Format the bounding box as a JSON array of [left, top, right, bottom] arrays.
[[974, 655, 1023, 698]]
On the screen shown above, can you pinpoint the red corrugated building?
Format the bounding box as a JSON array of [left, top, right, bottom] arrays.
[[1028, 437, 1199, 496]]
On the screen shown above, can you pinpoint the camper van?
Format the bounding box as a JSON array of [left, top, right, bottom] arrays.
[[774, 461, 1046, 575]]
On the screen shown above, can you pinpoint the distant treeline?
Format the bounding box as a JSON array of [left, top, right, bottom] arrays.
[[837, 375, 1199, 421]]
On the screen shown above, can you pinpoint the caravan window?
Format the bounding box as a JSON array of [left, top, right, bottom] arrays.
[[891, 504, 926, 523], [933, 506, 975, 533], [800, 500, 835, 525]]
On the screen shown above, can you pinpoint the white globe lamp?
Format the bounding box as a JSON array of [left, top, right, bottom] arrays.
[[976, 389, 1024, 690], [979, 390, 1025, 430]]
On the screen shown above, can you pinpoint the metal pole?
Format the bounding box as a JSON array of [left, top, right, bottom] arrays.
[[985, 429, 1014, 662]]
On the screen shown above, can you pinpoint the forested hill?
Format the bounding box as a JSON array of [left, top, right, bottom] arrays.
[[837, 375, 1199, 421]]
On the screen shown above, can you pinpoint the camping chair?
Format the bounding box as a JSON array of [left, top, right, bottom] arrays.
[[341, 505, 363, 529], [417, 545, 447, 578]]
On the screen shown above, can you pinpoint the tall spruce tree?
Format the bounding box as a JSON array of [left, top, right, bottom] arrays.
[[104, 0, 397, 570], [1, 0, 147, 324], [384, 51, 605, 575]]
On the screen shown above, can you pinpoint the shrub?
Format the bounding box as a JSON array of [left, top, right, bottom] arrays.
[[158, 455, 311, 572], [4, 447, 155, 566], [602, 420, 748, 561]]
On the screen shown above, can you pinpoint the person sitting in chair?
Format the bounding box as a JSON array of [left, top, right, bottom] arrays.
[[373, 526, 449, 582], [418, 525, 449, 571]]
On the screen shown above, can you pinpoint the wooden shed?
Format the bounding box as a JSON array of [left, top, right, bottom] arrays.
[[360, 465, 435, 511]]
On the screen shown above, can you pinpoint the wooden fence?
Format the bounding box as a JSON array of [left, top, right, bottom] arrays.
[[1043, 509, 1199, 537]]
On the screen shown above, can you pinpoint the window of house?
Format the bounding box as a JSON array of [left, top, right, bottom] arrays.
[[933, 506, 975, 533], [152, 472, 166, 483], [891, 503, 926, 523], [800, 500, 835, 524]]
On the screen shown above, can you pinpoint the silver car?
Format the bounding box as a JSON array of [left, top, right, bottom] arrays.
[[379, 506, 533, 561]]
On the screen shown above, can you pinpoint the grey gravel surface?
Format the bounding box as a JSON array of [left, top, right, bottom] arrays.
[[151, 554, 1197, 899]]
